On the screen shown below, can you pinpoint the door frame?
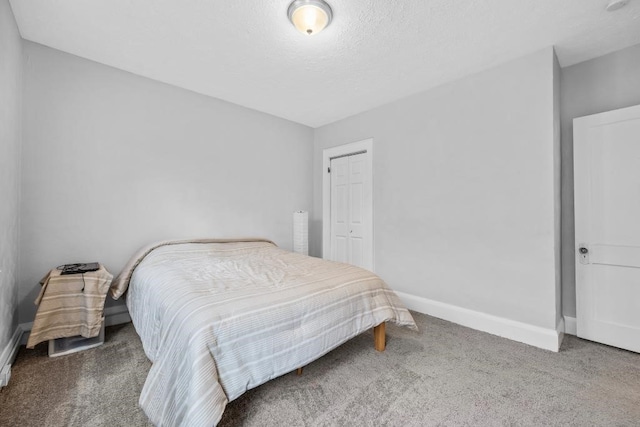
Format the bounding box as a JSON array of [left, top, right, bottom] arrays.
[[322, 138, 374, 270]]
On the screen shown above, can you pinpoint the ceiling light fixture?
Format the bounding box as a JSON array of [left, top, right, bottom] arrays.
[[606, 0, 628, 11], [288, 0, 333, 36]]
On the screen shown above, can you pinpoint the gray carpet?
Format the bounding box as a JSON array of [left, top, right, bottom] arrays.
[[1, 312, 638, 426]]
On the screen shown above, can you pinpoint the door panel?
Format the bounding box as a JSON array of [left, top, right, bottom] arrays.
[[591, 124, 640, 245], [574, 104, 640, 353], [590, 244, 640, 268], [350, 182, 363, 224], [349, 155, 365, 266], [591, 265, 640, 327], [350, 238, 363, 267], [335, 237, 347, 263], [331, 157, 349, 263]]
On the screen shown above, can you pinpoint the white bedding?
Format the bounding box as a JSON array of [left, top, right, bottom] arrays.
[[124, 240, 416, 426]]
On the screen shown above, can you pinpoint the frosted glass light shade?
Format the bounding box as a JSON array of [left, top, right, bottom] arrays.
[[288, 0, 333, 36]]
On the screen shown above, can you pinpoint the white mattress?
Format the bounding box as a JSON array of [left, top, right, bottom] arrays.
[[125, 240, 416, 426]]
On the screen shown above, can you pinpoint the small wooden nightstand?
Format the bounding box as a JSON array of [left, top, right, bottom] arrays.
[[27, 264, 113, 356]]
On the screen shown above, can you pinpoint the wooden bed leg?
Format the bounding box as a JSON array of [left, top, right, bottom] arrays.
[[374, 322, 386, 352], [296, 367, 303, 376]]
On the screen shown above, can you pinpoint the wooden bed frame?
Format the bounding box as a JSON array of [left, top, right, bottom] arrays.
[[296, 323, 385, 375]]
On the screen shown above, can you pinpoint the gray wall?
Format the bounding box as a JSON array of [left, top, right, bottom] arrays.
[[0, 0, 22, 356], [560, 43, 640, 318], [313, 48, 560, 330], [19, 42, 313, 324]]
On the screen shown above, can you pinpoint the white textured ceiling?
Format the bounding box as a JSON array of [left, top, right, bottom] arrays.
[[8, 0, 640, 127]]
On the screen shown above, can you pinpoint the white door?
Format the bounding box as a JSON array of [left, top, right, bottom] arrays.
[[574, 104, 640, 353], [329, 152, 372, 270]]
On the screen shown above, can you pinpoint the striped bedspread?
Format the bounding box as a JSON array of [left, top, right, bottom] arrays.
[[122, 240, 416, 426]]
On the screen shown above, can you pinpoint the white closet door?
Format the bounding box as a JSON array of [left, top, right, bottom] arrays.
[[330, 152, 372, 270], [330, 156, 349, 263], [574, 104, 640, 353], [348, 154, 365, 267]]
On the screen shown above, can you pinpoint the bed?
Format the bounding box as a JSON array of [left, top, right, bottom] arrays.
[[110, 238, 417, 426]]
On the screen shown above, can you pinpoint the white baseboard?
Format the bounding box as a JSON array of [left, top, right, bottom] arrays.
[[0, 325, 24, 388], [564, 316, 577, 336], [19, 304, 131, 346], [395, 291, 561, 352]]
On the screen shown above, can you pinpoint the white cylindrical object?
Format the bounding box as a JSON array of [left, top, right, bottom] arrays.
[[293, 210, 309, 255]]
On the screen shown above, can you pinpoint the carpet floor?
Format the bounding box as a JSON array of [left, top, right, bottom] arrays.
[[0, 311, 638, 426]]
